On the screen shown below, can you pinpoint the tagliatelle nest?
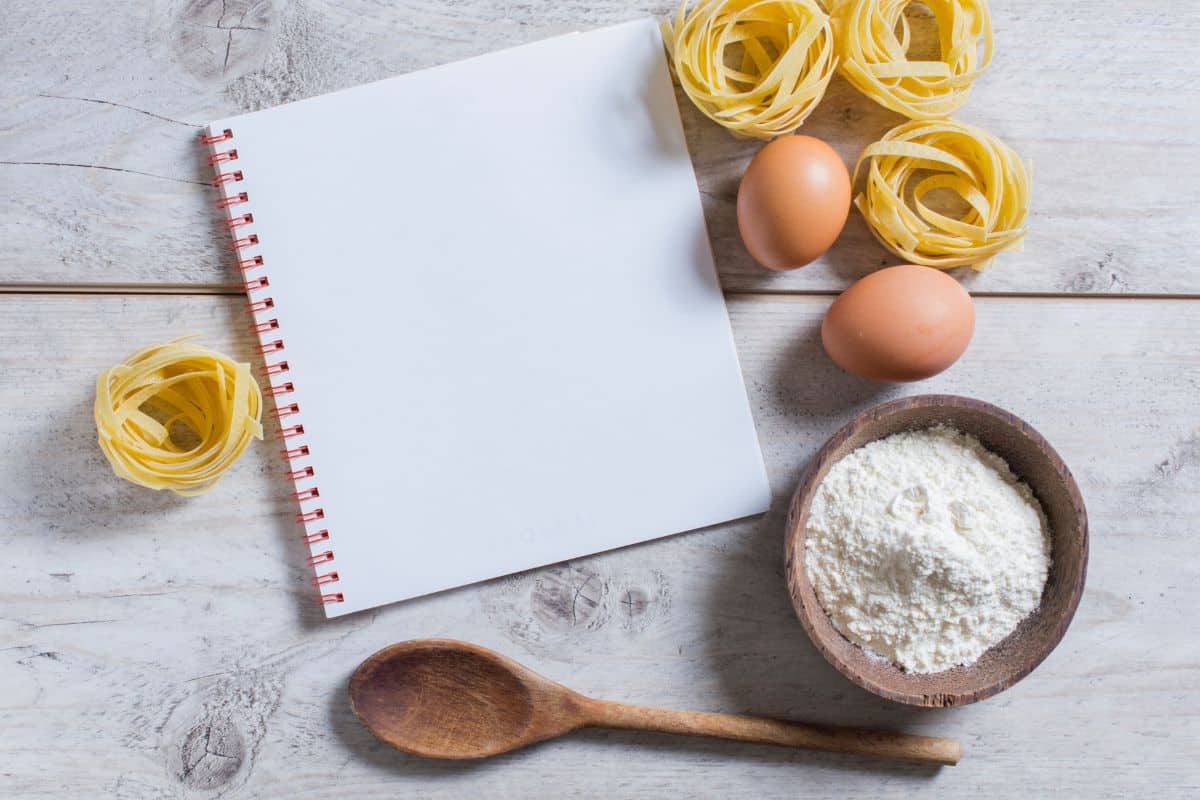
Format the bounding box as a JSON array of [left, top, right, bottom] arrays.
[[853, 118, 1030, 270], [94, 338, 264, 495], [662, 0, 837, 140], [833, 0, 993, 120]]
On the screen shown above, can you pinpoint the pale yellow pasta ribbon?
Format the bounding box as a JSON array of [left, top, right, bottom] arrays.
[[662, 0, 837, 140], [833, 0, 992, 119], [94, 337, 263, 495], [853, 118, 1030, 269]]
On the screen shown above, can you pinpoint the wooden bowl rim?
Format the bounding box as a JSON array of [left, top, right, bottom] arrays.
[[784, 394, 1089, 707]]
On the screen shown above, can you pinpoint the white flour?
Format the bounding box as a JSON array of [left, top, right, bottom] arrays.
[[805, 425, 1051, 673]]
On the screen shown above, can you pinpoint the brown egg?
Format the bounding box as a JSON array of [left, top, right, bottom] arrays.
[[736, 135, 851, 271], [821, 265, 975, 382]]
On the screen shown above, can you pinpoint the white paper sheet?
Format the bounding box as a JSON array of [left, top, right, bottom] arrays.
[[206, 19, 771, 617]]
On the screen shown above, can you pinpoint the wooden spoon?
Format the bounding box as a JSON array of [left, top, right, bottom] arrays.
[[349, 639, 962, 766]]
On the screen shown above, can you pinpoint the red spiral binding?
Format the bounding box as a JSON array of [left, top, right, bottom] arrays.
[[216, 192, 249, 209], [229, 234, 259, 250], [304, 529, 330, 544], [212, 170, 243, 187], [208, 149, 239, 166], [275, 424, 304, 440], [199, 128, 343, 607], [270, 402, 300, 419], [200, 128, 233, 145], [281, 444, 310, 460]]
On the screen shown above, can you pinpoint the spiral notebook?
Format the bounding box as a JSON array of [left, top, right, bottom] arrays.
[[200, 19, 770, 617]]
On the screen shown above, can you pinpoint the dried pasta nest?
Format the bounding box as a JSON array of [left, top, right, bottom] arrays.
[[662, 0, 837, 140], [833, 0, 993, 120], [853, 118, 1030, 269], [94, 338, 263, 495]]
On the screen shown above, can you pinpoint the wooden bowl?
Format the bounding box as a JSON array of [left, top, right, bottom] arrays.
[[784, 395, 1088, 707]]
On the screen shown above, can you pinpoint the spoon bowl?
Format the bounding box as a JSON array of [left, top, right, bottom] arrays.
[[350, 640, 581, 758]]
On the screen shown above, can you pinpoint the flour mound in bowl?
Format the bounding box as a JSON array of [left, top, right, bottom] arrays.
[[804, 425, 1051, 674]]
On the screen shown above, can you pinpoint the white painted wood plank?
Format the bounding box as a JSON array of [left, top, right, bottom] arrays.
[[1, 1, 1197, 294], [1, 293, 1196, 797]]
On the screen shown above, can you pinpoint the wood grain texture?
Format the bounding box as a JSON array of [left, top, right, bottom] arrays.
[[1, 0, 1198, 294], [1, 293, 1197, 797]]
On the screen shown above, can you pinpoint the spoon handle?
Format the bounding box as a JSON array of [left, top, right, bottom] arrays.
[[578, 699, 961, 766]]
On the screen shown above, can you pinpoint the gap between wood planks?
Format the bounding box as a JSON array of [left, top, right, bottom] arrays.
[[1, 283, 1198, 301]]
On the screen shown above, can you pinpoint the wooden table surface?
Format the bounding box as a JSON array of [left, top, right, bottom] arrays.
[[2, 1, 1198, 797]]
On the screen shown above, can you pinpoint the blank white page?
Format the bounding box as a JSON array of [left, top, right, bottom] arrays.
[[206, 19, 771, 617]]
